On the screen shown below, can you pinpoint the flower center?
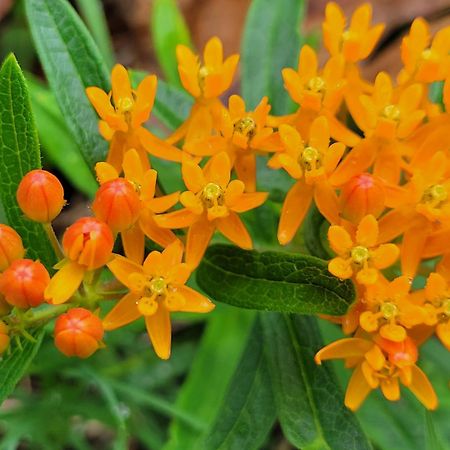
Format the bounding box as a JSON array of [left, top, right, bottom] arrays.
[[201, 182, 224, 208], [381, 302, 398, 319], [382, 104, 401, 121], [300, 146, 322, 171], [421, 49, 434, 60], [198, 66, 211, 90], [234, 117, 256, 139], [116, 97, 134, 114], [421, 184, 447, 206], [351, 246, 370, 265], [149, 277, 167, 295], [307, 76, 326, 93]]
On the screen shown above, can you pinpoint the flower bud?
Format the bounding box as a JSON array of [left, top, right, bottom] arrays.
[[62, 217, 114, 270], [54, 308, 104, 358], [376, 336, 418, 368], [17, 170, 65, 222], [340, 173, 385, 223], [92, 178, 141, 233], [0, 259, 50, 308], [0, 321, 9, 354], [0, 224, 25, 271]]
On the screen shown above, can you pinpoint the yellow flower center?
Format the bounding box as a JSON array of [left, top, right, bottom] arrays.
[[307, 76, 326, 93], [116, 96, 134, 114], [381, 302, 398, 319], [201, 182, 224, 208], [382, 104, 401, 121], [421, 49, 434, 60], [149, 277, 167, 295], [342, 30, 356, 41], [351, 246, 370, 265], [198, 66, 211, 90], [234, 117, 256, 139], [300, 146, 322, 171], [421, 184, 447, 207]]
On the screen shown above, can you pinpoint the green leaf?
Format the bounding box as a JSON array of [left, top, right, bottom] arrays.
[[262, 314, 371, 450], [0, 54, 56, 268], [163, 306, 255, 450], [151, 0, 192, 87], [241, 0, 305, 114], [75, 0, 115, 69], [0, 328, 45, 405], [131, 70, 193, 130], [200, 316, 276, 450], [26, 76, 97, 197], [25, 0, 109, 169], [197, 244, 355, 316], [304, 204, 332, 260], [429, 81, 444, 107]]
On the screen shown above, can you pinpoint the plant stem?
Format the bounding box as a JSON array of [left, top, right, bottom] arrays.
[[42, 222, 64, 260]]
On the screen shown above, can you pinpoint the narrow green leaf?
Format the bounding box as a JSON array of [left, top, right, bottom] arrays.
[[75, 0, 115, 68], [131, 70, 193, 130], [26, 0, 109, 169], [425, 411, 444, 450], [0, 54, 56, 268], [262, 313, 371, 450], [304, 204, 332, 260], [151, 0, 192, 87], [164, 306, 255, 450], [0, 328, 45, 405], [241, 0, 305, 113], [200, 316, 276, 450], [26, 76, 97, 197], [197, 244, 355, 316]]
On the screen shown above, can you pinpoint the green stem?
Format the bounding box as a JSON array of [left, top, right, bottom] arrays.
[[26, 304, 70, 327], [43, 222, 64, 260]]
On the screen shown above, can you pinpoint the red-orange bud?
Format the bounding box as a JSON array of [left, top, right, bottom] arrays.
[[0, 259, 50, 308], [0, 224, 25, 271], [17, 170, 65, 223], [377, 336, 418, 367], [54, 308, 104, 358], [0, 320, 9, 354], [340, 173, 385, 223], [92, 178, 141, 233], [62, 217, 114, 270]]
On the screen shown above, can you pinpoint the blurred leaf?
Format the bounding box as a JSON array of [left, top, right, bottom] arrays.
[[429, 81, 444, 107], [426, 411, 444, 450], [26, 0, 109, 169], [26, 76, 97, 197], [262, 314, 371, 449], [200, 316, 276, 450], [75, 0, 115, 68], [151, 0, 192, 87], [0, 54, 56, 268], [0, 328, 45, 405], [242, 0, 305, 113], [197, 244, 355, 316], [131, 70, 193, 130], [304, 204, 332, 260], [164, 306, 255, 450]]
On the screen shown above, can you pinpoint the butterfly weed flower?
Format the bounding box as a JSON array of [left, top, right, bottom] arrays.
[[103, 240, 214, 359]]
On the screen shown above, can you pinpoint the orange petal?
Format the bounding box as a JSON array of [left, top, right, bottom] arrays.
[[401, 219, 430, 279], [160, 239, 184, 272], [216, 212, 252, 250], [145, 306, 172, 360], [328, 225, 353, 255], [278, 180, 313, 245], [103, 292, 141, 330], [44, 261, 85, 305], [204, 152, 231, 188], [123, 149, 146, 185], [381, 377, 400, 401], [132, 75, 157, 128], [356, 215, 378, 247], [234, 153, 257, 193], [86, 87, 115, 120], [371, 244, 399, 269], [203, 36, 223, 67], [380, 323, 407, 342], [436, 322, 450, 351], [224, 180, 245, 207], [231, 192, 268, 213], [408, 364, 438, 410], [147, 191, 180, 214], [186, 217, 215, 269], [344, 364, 372, 411], [95, 162, 118, 184], [177, 285, 215, 313], [314, 338, 372, 364], [228, 94, 246, 118], [139, 211, 178, 248], [154, 209, 198, 229], [298, 45, 317, 78], [179, 191, 203, 214], [111, 64, 132, 106], [107, 254, 143, 288], [314, 181, 340, 225], [138, 128, 183, 162], [356, 267, 378, 285], [328, 257, 353, 279], [121, 225, 145, 264], [309, 116, 330, 153]]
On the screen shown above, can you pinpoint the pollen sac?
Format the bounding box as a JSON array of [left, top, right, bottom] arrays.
[[62, 217, 114, 270], [0, 224, 25, 272], [92, 178, 141, 233], [16, 170, 65, 223], [0, 320, 9, 354], [54, 308, 104, 358], [0, 259, 50, 308], [340, 173, 385, 223]]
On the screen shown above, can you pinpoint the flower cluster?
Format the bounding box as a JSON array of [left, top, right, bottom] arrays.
[[0, 2, 448, 413]]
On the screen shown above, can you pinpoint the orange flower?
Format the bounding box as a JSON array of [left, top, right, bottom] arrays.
[[328, 215, 399, 286], [271, 116, 344, 245], [155, 152, 267, 268], [168, 37, 239, 145], [184, 95, 278, 192], [0, 225, 24, 272], [86, 64, 182, 171], [322, 2, 384, 64], [45, 218, 114, 305], [315, 336, 437, 411], [399, 18, 450, 84], [103, 240, 215, 359], [360, 276, 424, 342], [96, 148, 179, 264]]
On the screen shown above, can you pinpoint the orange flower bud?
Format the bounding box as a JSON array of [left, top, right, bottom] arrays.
[[0, 259, 50, 308], [0, 224, 25, 271], [92, 178, 141, 233], [0, 320, 9, 354], [17, 170, 65, 223], [376, 336, 418, 367], [54, 308, 104, 358], [340, 173, 385, 223], [62, 217, 114, 270]]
